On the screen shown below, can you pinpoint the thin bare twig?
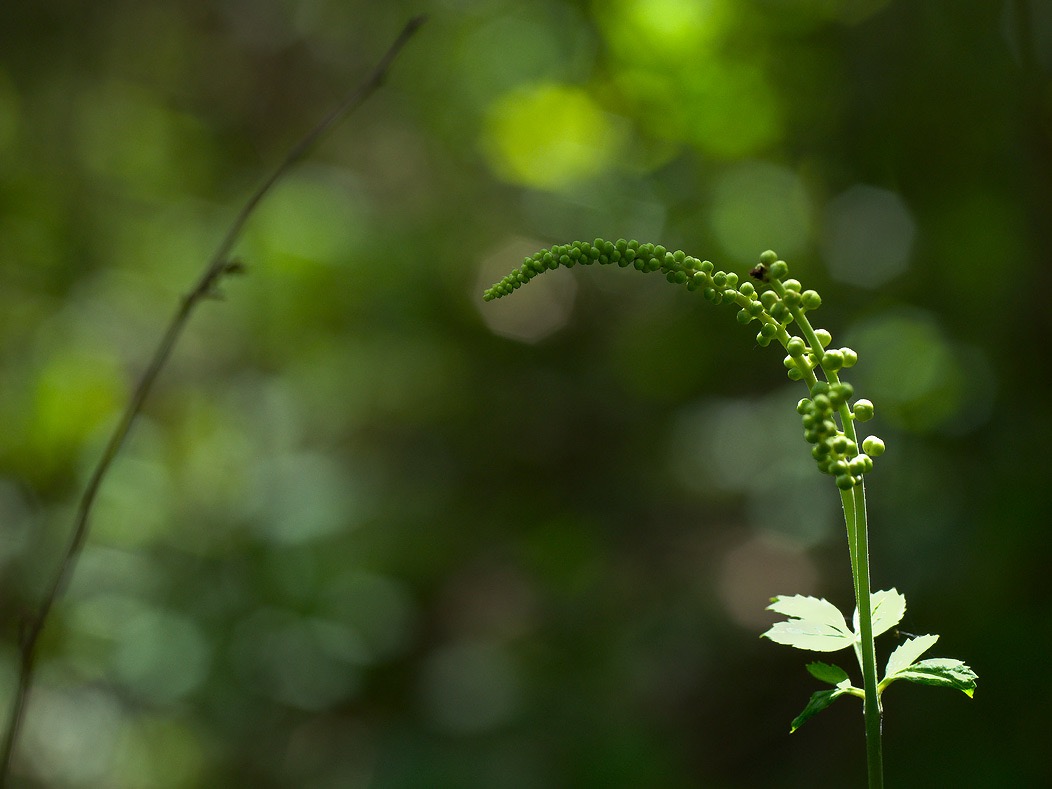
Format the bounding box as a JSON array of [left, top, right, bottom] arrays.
[[0, 15, 426, 783]]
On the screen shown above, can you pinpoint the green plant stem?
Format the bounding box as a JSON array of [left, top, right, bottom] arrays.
[[847, 482, 884, 789], [771, 279, 884, 788]]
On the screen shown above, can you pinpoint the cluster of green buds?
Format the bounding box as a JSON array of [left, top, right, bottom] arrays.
[[796, 381, 884, 490], [485, 239, 886, 490]]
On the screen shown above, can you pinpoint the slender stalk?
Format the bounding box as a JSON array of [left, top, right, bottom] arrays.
[[0, 16, 426, 785], [773, 280, 884, 787], [833, 385, 883, 789], [847, 482, 883, 789]]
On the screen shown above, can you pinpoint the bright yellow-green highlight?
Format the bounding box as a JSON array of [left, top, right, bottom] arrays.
[[596, 0, 781, 159], [483, 83, 623, 191], [32, 348, 126, 459], [608, 0, 730, 53]]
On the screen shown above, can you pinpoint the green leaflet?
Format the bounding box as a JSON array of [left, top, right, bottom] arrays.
[[790, 686, 854, 733], [806, 661, 851, 685], [763, 595, 855, 652], [882, 657, 978, 697], [885, 633, 940, 677], [856, 588, 906, 639]]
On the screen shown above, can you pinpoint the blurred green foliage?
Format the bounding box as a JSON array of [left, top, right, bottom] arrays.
[[1, 0, 1049, 786]]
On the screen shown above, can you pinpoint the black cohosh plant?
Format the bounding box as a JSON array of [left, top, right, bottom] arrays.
[[485, 239, 977, 788]]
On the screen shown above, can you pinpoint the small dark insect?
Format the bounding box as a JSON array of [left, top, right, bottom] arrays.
[[893, 629, 921, 641], [749, 263, 768, 282]]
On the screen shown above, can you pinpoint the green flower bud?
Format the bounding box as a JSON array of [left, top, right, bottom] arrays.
[[801, 290, 822, 310], [812, 394, 832, 414], [782, 290, 802, 308], [828, 383, 852, 408], [852, 399, 875, 421], [831, 459, 850, 476], [739, 282, 756, 298], [783, 278, 802, 293], [786, 337, 807, 357], [796, 398, 813, 415], [759, 250, 778, 265], [831, 435, 850, 454], [787, 366, 804, 381], [840, 347, 859, 368], [810, 381, 830, 398], [759, 323, 779, 339], [821, 349, 845, 372], [737, 308, 753, 324], [836, 473, 856, 490], [849, 454, 874, 475], [862, 436, 886, 457], [811, 442, 830, 459], [760, 291, 779, 311], [756, 331, 773, 347], [769, 260, 789, 279], [770, 302, 792, 323], [814, 329, 832, 348]]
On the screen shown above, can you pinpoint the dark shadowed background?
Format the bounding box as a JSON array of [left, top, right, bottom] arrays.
[[1, 0, 1048, 786]]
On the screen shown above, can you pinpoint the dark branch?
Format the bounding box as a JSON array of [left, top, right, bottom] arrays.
[[0, 15, 426, 784]]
